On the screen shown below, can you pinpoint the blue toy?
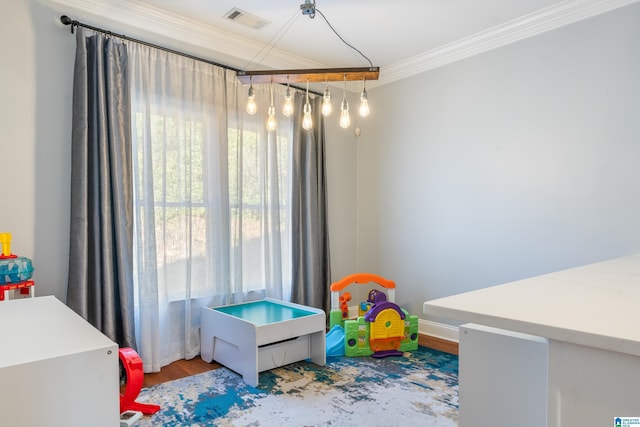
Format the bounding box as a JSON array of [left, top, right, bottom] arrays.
[[0, 232, 35, 300]]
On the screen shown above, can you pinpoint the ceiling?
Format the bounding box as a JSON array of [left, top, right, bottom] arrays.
[[53, 0, 637, 89]]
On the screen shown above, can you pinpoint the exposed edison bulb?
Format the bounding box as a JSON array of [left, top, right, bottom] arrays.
[[339, 98, 350, 129], [302, 102, 313, 130], [321, 87, 332, 116], [266, 84, 277, 131], [283, 85, 293, 117], [266, 105, 277, 131], [246, 85, 257, 115], [359, 87, 370, 117]]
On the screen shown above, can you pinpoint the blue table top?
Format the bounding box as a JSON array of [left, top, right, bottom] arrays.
[[213, 300, 317, 326]]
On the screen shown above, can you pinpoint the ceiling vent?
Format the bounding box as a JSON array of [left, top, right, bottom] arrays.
[[224, 8, 270, 30]]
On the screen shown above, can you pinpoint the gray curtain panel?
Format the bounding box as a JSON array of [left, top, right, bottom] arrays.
[[291, 93, 331, 312], [67, 28, 137, 349]]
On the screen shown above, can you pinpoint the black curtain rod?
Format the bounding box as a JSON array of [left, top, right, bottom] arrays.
[[59, 15, 322, 96]]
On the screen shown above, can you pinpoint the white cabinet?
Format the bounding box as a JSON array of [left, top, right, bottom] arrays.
[[425, 255, 640, 427], [0, 296, 119, 427], [459, 324, 548, 427]]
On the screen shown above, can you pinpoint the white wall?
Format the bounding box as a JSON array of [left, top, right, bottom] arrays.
[[324, 100, 359, 282], [1, 0, 74, 300], [358, 3, 640, 319]]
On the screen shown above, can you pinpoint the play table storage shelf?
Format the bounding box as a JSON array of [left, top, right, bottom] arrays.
[[200, 298, 326, 386]]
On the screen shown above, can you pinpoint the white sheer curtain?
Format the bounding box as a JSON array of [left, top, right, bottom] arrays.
[[128, 43, 294, 371]]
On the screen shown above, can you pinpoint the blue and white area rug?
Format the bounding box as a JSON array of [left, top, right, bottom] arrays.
[[136, 347, 458, 426]]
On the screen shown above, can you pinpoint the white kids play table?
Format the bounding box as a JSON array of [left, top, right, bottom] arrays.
[[200, 298, 326, 387]]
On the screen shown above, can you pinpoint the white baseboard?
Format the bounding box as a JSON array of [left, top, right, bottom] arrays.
[[419, 319, 459, 343]]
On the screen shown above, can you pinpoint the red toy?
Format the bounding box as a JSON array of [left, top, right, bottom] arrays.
[[119, 347, 161, 415]]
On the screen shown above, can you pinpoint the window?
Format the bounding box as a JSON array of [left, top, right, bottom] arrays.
[[132, 90, 293, 302]]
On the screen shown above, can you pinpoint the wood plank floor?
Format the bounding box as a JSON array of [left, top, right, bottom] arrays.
[[141, 334, 458, 387], [143, 357, 222, 387]]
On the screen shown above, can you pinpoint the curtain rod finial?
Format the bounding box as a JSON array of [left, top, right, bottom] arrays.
[[60, 15, 76, 33]]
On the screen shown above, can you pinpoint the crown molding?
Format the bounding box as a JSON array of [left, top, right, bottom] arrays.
[[374, 0, 640, 88], [47, 0, 640, 91], [47, 0, 323, 71]]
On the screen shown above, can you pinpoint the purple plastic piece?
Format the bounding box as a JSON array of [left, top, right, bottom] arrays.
[[367, 289, 387, 304], [372, 350, 404, 358], [364, 301, 406, 323]]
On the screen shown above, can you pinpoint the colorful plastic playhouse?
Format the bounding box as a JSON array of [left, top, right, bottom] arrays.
[[327, 273, 419, 358]]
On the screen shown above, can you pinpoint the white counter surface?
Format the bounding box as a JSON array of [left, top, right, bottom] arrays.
[[0, 295, 119, 426], [423, 254, 640, 356], [0, 295, 116, 368]]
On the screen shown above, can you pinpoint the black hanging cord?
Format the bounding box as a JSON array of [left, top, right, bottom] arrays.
[[313, 8, 374, 68], [59, 15, 321, 96]]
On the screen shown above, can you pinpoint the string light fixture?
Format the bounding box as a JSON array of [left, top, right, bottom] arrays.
[[237, 0, 379, 131]]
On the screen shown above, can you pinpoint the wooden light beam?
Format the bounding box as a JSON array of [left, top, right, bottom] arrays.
[[236, 67, 379, 84]]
